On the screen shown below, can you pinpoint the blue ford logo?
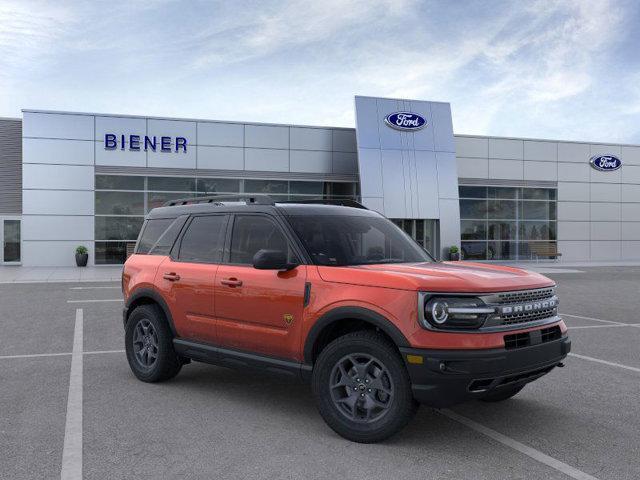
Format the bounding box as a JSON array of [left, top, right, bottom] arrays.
[[590, 155, 622, 171], [384, 112, 427, 131]]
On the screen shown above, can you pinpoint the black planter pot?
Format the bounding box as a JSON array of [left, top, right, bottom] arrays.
[[75, 253, 88, 267], [449, 252, 461, 261]]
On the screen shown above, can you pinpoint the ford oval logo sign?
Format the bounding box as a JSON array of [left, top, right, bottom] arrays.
[[384, 112, 427, 131], [590, 155, 622, 172]]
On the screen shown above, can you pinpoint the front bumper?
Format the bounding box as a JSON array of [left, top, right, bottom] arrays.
[[399, 335, 571, 408]]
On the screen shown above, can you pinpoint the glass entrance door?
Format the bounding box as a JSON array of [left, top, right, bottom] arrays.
[[1, 218, 21, 264]]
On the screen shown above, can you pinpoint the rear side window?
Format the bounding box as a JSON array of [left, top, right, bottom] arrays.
[[229, 215, 296, 264], [136, 218, 175, 254], [178, 215, 227, 263]]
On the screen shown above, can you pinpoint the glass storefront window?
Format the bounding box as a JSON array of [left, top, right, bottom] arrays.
[[95, 175, 144, 190], [244, 179, 288, 194], [196, 178, 240, 194], [458, 186, 557, 260], [290, 181, 324, 195], [147, 176, 196, 192], [95, 241, 131, 265], [95, 191, 144, 215], [95, 216, 144, 241]]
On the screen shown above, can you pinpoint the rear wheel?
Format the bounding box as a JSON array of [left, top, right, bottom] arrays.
[[480, 384, 524, 402], [312, 331, 418, 443], [125, 304, 182, 382]]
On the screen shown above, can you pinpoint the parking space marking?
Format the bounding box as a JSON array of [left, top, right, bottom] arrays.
[[440, 409, 599, 480], [0, 352, 71, 360], [66, 299, 122, 303], [84, 349, 124, 355], [569, 353, 640, 373], [561, 313, 625, 325], [61, 308, 83, 480], [568, 324, 640, 330]]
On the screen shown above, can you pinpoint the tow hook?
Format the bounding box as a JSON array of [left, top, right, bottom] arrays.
[[557, 362, 565, 368]]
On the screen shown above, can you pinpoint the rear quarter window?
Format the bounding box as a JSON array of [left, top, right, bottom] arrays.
[[136, 217, 184, 255]]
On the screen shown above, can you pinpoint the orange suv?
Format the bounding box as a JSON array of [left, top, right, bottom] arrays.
[[122, 195, 570, 443]]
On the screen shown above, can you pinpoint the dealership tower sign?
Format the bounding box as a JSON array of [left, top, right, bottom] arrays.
[[384, 112, 427, 131], [589, 155, 622, 171]]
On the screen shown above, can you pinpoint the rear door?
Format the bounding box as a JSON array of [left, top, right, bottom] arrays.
[[214, 214, 307, 360], [156, 214, 229, 343]]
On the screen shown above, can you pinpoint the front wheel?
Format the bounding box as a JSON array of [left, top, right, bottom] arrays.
[[312, 331, 418, 443], [125, 304, 182, 382]]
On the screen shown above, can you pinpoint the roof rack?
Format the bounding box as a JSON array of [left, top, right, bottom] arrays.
[[279, 199, 368, 209], [163, 194, 275, 207]]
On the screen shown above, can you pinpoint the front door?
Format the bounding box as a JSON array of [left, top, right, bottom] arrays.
[[156, 214, 229, 343], [215, 214, 307, 360], [1, 218, 21, 264]]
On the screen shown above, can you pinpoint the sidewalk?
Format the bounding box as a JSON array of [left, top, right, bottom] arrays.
[[0, 266, 122, 283]]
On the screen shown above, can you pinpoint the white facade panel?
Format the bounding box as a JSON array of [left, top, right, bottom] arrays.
[[455, 136, 488, 158], [147, 149, 195, 169], [622, 203, 640, 221], [558, 162, 590, 182], [622, 165, 640, 183], [621, 146, 640, 165], [457, 157, 489, 178], [354, 97, 381, 150], [439, 198, 461, 251], [361, 196, 384, 214], [197, 146, 243, 170], [22, 215, 93, 241], [591, 203, 620, 221], [590, 183, 620, 202], [22, 240, 93, 267], [23, 138, 94, 166], [245, 125, 289, 149], [96, 145, 146, 167], [332, 152, 358, 174], [622, 184, 640, 203], [380, 149, 407, 218], [23, 190, 95, 215], [197, 122, 244, 147], [558, 142, 590, 163], [557, 222, 590, 241], [590, 241, 621, 260], [147, 119, 197, 142], [590, 166, 621, 184], [406, 100, 435, 152], [558, 202, 590, 221], [430, 103, 455, 153], [488, 159, 524, 180], [557, 241, 590, 261], [290, 150, 332, 173], [415, 150, 439, 219], [95, 116, 146, 142], [290, 128, 332, 151], [590, 144, 621, 157], [524, 161, 557, 181], [357, 149, 383, 199], [23, 112, 93, 140], [558, 182, 589, 202], [622, 222, 640, 240], [332, 130, 357, 153], [23, 164, 93, 190], [436, 152, 459, 199], [524, 141, 557, 161], [488, 139, 523, 160], [622, 241, 640, 258], [590, 222, 621, 240], [244, 148, 289, 172]]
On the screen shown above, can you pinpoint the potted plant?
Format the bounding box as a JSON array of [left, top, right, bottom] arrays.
[[75, 245, 88, 267], [449, 245, 461, 261]]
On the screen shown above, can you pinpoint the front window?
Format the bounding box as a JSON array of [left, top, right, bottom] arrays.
[[287, 214, 433, 266]]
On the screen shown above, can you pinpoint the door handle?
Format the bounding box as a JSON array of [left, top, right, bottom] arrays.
[[163, 272, 181, 281], [221, 278, 243, 287]]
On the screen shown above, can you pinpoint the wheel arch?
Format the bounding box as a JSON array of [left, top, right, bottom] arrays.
[[303, 306, 410, 364], [124, 288, 177, 336]]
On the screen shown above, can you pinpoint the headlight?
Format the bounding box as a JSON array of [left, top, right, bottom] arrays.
[[420, 296, 495, 330]]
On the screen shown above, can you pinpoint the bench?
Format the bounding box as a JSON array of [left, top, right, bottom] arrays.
[[528, 242, 562, 262]]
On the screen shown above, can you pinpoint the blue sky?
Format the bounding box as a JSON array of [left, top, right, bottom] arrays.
[[1, 0, 639, 142]]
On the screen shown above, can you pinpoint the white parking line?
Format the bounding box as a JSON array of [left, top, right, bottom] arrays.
[[69, 286, 120, 290], [561, 313, 625, 325], [84, 349, 124, 355], [0, 350, 124, 360], [61, 308, 83, 480], [440, 409, 599, 480], [569, 353, 640, 373], [568, 324, 640, 330], [66, 299, 122, 303]]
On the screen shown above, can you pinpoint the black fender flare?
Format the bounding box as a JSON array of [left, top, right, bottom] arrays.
[[124, 288, 177, 336], [303, 306, 410, 364]]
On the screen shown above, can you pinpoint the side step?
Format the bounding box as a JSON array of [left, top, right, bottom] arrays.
[[173, 338, 312, 382]]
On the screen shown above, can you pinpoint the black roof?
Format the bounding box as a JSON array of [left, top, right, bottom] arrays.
[[146, 195, 378, 220]]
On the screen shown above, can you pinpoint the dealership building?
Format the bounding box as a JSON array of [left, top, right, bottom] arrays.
[[0, 95, 639, 267]]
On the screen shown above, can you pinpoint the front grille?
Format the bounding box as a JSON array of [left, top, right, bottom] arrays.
[[496, 287, 555, 304], [501, 307, 557, 325]]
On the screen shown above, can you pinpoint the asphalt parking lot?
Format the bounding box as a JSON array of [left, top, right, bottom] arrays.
[[1, 266, 639, 480]]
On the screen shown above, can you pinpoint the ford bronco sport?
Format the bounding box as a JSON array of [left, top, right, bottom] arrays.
[[122, 195, 570, 443]]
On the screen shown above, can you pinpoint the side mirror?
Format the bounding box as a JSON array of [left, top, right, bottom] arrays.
[[252, 249, 298, 271]]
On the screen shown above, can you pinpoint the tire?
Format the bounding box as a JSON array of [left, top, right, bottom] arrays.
[[479, 385, 524, 402], [312, 331, 418, 443], [125, 304, 182, 383]]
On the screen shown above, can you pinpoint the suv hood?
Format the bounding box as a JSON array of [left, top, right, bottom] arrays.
[[317, 261, 554, 293]]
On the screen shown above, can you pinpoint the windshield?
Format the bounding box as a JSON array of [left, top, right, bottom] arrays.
[[286, 214, 434, 266]]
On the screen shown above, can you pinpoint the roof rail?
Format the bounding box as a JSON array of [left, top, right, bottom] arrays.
[[163, 194, 275, 207], [279, 199, 368, 209]]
